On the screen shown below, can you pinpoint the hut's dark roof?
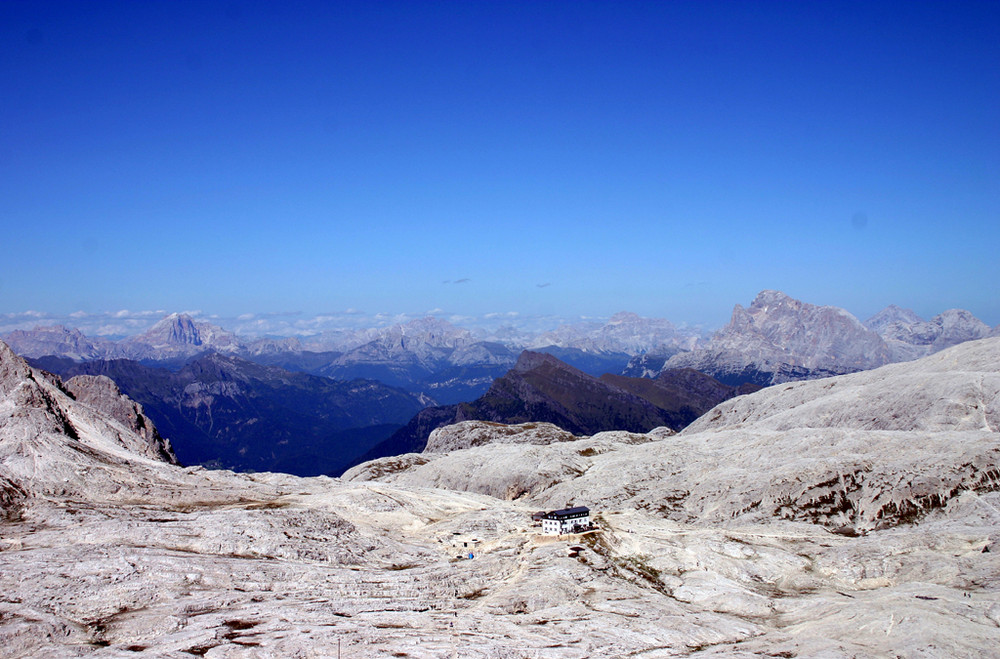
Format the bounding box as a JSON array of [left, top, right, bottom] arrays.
[[544, 506, 590, 519]]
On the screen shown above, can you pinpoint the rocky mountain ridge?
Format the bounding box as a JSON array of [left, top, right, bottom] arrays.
[[865, 304, 993, 362], [357, 350, 758, 464], [6, 296, 997, 394]]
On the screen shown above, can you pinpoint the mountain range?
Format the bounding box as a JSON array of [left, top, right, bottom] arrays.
[[864, 304, 994, 361], [5, 291, 999, 477], [6, 293, 996, 393], [651, 290, 999, 386], [4, 314, 665, 404]]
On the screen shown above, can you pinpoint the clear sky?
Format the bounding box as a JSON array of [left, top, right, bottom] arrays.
[[2, 0, 998, 334]]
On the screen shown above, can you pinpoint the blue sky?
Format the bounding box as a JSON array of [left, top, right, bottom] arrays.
[[2, 0, 998, 333]]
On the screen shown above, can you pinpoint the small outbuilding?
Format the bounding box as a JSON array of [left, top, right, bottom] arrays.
[[541, 506, 591, 535]]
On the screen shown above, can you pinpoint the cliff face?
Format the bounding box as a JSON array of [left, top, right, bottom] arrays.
[[0, 339, 177, 506], [64, 374, 177, 464]]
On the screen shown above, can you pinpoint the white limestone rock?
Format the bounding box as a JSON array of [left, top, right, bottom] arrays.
[[359, 339, 1000, 533], [424, 420, 577, 453], [64, 374, 177, 464], [3, 337, 1000, 657]]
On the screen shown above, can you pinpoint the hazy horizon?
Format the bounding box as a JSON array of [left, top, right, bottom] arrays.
[[3, 2, 997, 330], [1, 288, 996, 341]]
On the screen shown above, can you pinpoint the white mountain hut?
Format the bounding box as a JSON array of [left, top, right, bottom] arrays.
[[541, 506, 591, 535]]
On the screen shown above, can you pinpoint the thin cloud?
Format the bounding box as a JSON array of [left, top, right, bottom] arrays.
[[0, 309, 172, 336], [536, 283, 552, 288]]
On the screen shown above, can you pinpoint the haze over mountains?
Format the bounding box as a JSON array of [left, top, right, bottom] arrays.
[[7, 291, 997, 385], [6, 291, 998, 478]]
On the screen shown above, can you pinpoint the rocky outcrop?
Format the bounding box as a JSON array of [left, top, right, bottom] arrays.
[[424, 420, 577, 453], [344, 426, 672, 501], [64, 374, 177, 464], [0, 340, 178, 499]]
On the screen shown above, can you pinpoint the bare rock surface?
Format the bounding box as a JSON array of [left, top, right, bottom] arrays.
[[424, 420, 577, 453], [2, 338, 999, 657], [63, 374, 177, 464], [352, 339, 1000, 532], [345, 427, 670, 502]]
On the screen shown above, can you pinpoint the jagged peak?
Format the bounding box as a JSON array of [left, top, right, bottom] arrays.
[[748, 289, 799, 310], [0, 339, 33, 393], [608, 311, 642, 324], [865, 304, 924, 328], [932, 308, 987, 324], [143, 312, 199, 331], [151, 312, 198, 327]]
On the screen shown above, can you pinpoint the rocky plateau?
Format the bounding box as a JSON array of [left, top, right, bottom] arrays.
[[2, 336, 999, 657]]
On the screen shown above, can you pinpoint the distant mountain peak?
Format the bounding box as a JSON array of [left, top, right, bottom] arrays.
[[1, 324, 112, 361], [150, 313, 203, 345], [665, 290, 890, 384], [607, 311, 642, 324], [749, 289, 797, 309], [865, 305, 924, 332], [511, 350, 572, 374], [116, 313, 243, 358], [865, 305, 990, 360]]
